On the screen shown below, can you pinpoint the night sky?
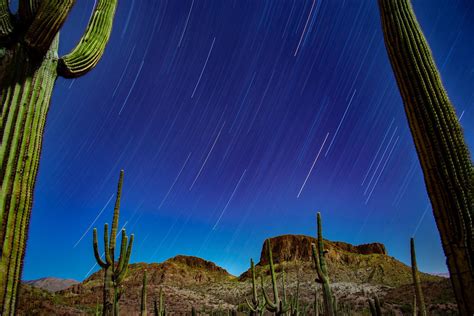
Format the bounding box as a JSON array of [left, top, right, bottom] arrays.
[[23, 0, 474, 281]]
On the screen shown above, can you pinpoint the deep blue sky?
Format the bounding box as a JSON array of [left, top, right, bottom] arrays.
[[23, 0, 473, 281]]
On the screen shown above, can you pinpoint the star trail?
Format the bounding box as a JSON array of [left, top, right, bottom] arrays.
[[22, 0, 474, 281]]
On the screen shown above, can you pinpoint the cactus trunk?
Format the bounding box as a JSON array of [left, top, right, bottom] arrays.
[[103, 267, 114, 316], [0, 36, 59, 315], [0, 0, 117, 313], [377, 1, 473, 314]]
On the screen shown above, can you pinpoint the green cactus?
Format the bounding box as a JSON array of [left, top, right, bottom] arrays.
[[260, 239, 291, 315], [0, 0, 118, 314], [154, 287, 166, 316], [368, 296, 381, 316], [377, 1, 473, 313], [410, 238, 426, 316], [313, 291, 319, 316], [311, 212, 335, 316], [141, 270, 147, 316], [93, 170, 134, 316], [191, 306, 197, 316], [289, 278, 300, 316], [245, 259, 265, 315]]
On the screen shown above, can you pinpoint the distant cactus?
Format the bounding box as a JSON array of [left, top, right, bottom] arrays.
[[377, 1, 473, 314], [93, 171, 134, 316], [141, 271, 147, 316], [245, 259, 265, 315], [313, 291, 320, 316], [154, 288, 166, 316], [311, 212, 335, 316], [0, 0, 118, 313], [368, 296, 381, 316], [192, 306, 197, 316], [410, 238, 426, 316], [261, 239, 291, 315], [289, 278, 300, 316]]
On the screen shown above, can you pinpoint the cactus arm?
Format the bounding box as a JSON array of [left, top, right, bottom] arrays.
[[410, 238, 426, 316], [377, 1, 474, 313], [368, 299, 376, 316], [104, 223, 113, 265], [109, 170, 123, 262], [93, 228, 108, 269], [115, 234, 133, 284], [261, 276, 277, 311], [24, 0, 76, 54], [116, 230, 128, 269], [250, 259, 258, 303], [374, 296, 382, 315], [0, 0, 14, 38], [245, 298, 258, 312], [57, 0, 118, 78]]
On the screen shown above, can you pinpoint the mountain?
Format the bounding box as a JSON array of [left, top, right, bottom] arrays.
[[17, 235, 456, 315], [24, 277, 79, 293]]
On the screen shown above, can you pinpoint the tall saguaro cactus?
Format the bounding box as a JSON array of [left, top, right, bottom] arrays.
[[0, 0, 118, 314], [93, 170, 134, 316], [377, 1, 473, 314], [311, 212, 335, 316]]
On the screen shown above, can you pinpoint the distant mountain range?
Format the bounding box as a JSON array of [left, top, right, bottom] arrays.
[[18, 235, 456, 315], [24, 277, 79, 293]]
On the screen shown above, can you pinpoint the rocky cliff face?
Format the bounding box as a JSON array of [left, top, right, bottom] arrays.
[[257, 235, 387, 265]]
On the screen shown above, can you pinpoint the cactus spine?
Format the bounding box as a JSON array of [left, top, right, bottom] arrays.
[[311, 212, 335, 316], [93, 171, 134, 316], [0, 0, 118, 314], [141, 271, 147, 316], [377, 1, 473, 314], [245, 259, 265, 315], [410, 238, 426, 316], [260, 239, 291, 315], [154, 288, 165, 316]]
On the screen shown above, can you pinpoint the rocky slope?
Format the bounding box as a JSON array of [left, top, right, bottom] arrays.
[[17, 235, 456, 315]]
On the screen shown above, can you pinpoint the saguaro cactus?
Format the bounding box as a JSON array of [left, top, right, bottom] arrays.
[[141, 271, 147, 316], [410, 238, 426, 316], [154, 288, 165, 316], [245, 258, 265, 315], [93, 171, 134, 316], [377, 1, 473, 314], [311, 212, 335, 316], [260, 239, 291, 315], [0, 0, 118, 314]]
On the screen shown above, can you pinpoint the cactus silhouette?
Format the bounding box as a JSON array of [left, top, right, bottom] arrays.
[[377, 1, 473, 313], [410, 238, 426, 316], [93, 171, 134, 316], [311, 212, 335, 316], [245, 258, 265, 315], [0, 0, 118, 313], [260, 239, 291, 315], [141, 271, 147, 316]]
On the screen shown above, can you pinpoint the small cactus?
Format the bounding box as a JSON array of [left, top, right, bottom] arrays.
[[141, 270, 147, 316], [154, 287, 166, 316], [411, 238, 426, 316], [245, 259, 265, 315], [311, 212, 335, 316], [260, 239, 291, 315], [93, 170, 134, 316]]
